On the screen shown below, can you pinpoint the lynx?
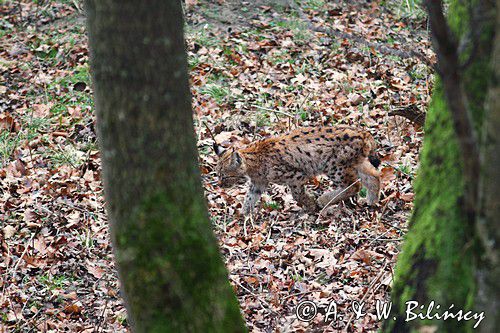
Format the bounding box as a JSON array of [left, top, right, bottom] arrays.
[[213, 125, 381, 215]]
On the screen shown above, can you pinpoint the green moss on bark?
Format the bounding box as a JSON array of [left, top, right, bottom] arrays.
[[114, 191, 244, 332], [383, 83, 477, 332], [383, 0, 495, 331], [86, 1, 247, 331]]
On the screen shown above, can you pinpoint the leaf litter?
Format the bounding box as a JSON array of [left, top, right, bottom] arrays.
[[1, 0, 432, 331]]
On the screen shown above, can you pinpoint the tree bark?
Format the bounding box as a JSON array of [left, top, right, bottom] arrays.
[[85, 1, 246, 332], [383, 1, 496, 332], [476, 3, 500, 331]]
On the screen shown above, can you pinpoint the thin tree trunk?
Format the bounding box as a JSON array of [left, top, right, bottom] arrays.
[[85, 1, 246, 331], [383, 1, 496, 332]]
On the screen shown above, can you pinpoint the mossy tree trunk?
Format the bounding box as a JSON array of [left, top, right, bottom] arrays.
[[383, 1, 497, 332], [476, 6, 500, 331], [85, 1, 246, 332]]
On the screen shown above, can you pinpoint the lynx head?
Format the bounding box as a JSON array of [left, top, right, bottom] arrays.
[[215, 145, 247, 188]]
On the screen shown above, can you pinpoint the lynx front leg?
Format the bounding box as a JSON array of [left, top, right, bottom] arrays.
[[290, 184, 318, 212], [242, 183, 265, 236], [243, 215, 254, 237], [242, 183, 265, 215]]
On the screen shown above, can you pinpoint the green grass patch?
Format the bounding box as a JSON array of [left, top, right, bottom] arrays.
[[43, 144, 86, 168], [301, 0, 326, 11], [185, 24, 218, 48], [263, 201, 282, 210], [38, 273, 74, 290], [0, 131, 23, 166], [200, 84, 229, 105]]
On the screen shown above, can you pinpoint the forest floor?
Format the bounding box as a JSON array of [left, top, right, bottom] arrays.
[[1, 0, 433, 332]]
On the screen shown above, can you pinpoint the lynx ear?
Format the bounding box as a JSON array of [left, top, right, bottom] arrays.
[[214, 143, 225, 156], [231, 150, 242, 167]]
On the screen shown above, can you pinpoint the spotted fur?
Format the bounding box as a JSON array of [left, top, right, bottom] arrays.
[[215, 125, 381, 215]]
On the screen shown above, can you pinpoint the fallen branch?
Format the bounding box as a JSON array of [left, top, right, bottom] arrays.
[[286, 1, 433, 66], [388, 105, 426, 126]]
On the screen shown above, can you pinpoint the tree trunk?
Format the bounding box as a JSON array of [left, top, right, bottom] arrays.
[[85, 1, 246, 332], [476, 3, 500, 331], [383, 1, 496, 332]]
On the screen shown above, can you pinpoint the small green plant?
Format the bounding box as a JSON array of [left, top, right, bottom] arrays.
[[50, 103, 68, 115], [80, 139, 98, 153], [340, 81, 355, 93], [267, 50, 293, 65], [298, 109, 308, 121], [302, 0, 326, 11], [116, 314, 128, 325], [22, 116, 52, 142], [188, 55, 202, 69], [409, 65, 428, 80], [0, 131, 22, 166], [186, 24, 218, 48], [315, 272, 329, 284], [387, 54, 402, 62], [28, 300, 42, 311], [38, 273, 72, 290], [206, 71, 228, 85], [271, 19, 311, 43], [255, 112, 271, 127], [44, 145, 85, 168], [384, 0, 426, 21], [201, 84, 229, 105], [263, 201, 281, 210], [394, 164, 414, 179]]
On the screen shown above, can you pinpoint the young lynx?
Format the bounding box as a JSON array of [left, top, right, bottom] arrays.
[[214, 125, 381, 215]]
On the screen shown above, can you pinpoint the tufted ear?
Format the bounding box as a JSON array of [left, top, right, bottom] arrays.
[[214, 143, 225, 156], [230, 150, 242, 167]]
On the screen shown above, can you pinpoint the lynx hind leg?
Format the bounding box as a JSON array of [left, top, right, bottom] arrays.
[[289, 184, 318, 212], [356, 158, 381, 205], [318, 169, 362, 208]]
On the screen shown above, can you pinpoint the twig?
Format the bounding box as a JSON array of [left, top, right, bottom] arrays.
[[10, 233, 36, 278], [282, 289, 317, 301], [94, 297, 109, 333], [251, 104, 295, 118], [203, 121, 218, 143], [360, 237, 404, 242], [296, 92, 312, 113], [295, 92, 312, 126], [338, 261, 389, 333], [233, 279, 278, 315]]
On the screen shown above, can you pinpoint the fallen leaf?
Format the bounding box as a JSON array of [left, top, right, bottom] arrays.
[[3, 225, 16, 239]]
